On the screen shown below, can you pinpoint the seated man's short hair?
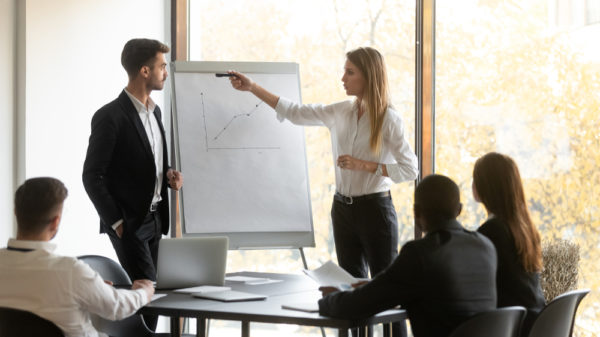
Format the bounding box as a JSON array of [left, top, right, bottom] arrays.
[[14, 177, 68, 234], [414, 174, 461, 226]]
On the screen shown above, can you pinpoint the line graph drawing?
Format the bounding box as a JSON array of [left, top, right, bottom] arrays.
[[212, 101, 264, 140], [200, 91, 280, 151]]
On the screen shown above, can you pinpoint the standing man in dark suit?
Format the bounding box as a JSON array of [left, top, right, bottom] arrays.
[[319, 174, 497, 337], [83, 38, 183, 284]]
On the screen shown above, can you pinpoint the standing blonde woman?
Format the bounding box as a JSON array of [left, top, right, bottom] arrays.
[[228, 47, 418, 279], [472, 152, 545, 335]]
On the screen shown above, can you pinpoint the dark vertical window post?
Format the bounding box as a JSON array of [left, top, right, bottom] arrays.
[[171, 0, 188, 238], [415, 0, 435, 238], [172, 0, 188, 62]]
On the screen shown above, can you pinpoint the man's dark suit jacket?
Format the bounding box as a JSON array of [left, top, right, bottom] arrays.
[[319, 220, 498, 337], [82, 90, 170, 236]]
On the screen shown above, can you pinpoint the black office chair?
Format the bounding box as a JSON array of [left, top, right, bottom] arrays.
[[0, 306, 64, 337], [448, 306, 527, 337], [78, 255, 193, 337], [527, 289, 590, 337], [79, 254, 132, 287]]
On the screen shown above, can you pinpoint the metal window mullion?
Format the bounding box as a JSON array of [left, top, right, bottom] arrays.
[[170, 0, 189, 239], [172, 0, 189, 62], [415, 0, 435, 239]]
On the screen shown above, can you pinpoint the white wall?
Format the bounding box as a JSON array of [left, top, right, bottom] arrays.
[[23, 0, 169, 257], [0, 0, 16, 244]]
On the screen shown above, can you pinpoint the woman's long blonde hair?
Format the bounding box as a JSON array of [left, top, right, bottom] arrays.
[[346, 47, 390, 155], [473, 152, 542, 273]]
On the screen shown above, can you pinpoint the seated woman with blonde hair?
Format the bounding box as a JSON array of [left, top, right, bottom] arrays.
[[472, 152, 545, 335]]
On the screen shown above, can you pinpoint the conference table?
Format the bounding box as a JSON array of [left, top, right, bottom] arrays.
[[140, 271, 407, 337]]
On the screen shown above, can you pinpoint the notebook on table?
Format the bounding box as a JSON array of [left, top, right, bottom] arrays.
[[191, 290, 267, 302], [155, 236, 228, 290]]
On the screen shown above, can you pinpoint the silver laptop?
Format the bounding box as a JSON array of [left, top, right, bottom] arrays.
[[156, 236, 228, 290]]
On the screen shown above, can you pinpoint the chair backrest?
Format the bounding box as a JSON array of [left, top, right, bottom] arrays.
[[0, 306, 64, 337], [527, 289, 590, 337], [78, 254, 132, 286], [78, 255, 152, 337], [448, 306, 527, 337]]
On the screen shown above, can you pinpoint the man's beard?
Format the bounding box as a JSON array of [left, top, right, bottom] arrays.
[[152, 79, 165, 91]]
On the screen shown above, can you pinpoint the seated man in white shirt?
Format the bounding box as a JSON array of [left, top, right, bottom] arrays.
[[0, 177, 155, 337]]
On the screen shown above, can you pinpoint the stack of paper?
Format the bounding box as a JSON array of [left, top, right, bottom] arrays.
[[303, 260, 358, 289], [225, 276, 281, 285], [282, 261, 358, 313]]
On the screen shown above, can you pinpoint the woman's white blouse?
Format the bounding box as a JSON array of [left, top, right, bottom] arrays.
[[275, 97, 418, 197]]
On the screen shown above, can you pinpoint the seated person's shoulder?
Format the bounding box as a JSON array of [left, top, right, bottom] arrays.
[[399, 237, 428, 253], [41, 251, 75, 266], [48, 255, 98, 278], [477, 217, 510, 243], [397, 236, 439, 261], [472, 230, 495, 250], [457, 227, 494, 245], [462, 230, 497, 262], [436, 228, 497, 258]]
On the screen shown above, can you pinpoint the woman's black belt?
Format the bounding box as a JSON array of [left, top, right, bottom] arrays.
[[334, 191, 391, 205]]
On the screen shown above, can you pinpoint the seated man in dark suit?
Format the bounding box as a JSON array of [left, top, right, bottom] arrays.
[[319, 174, 498, 337]]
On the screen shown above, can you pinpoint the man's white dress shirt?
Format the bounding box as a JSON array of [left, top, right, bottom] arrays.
[[124, 88, 164, 204], [275, 98, 418, 197], [0, 239, 149, 337]]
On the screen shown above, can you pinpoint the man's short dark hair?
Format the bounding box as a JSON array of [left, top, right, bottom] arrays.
[[15, 177, 68, 235], [121, 38, 170, 78], [414, 174, 461, 228]]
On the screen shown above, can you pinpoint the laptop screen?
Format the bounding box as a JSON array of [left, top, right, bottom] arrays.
[[155, 236, 228, 290]]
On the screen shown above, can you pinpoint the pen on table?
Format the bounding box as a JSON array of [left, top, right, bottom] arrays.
[[215, 73, 237, 77]]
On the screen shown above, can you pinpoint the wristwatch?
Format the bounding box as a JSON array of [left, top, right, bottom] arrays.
[[375, 163, 383, 177]]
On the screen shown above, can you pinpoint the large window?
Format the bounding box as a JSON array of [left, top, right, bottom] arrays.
[[183, 0, 600, 335], [188, 1, 416, 335], [436, 1, 600, 335]]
